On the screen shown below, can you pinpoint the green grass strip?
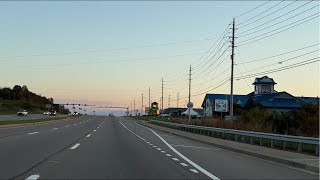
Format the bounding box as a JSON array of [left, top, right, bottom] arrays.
[[0, 117, 70, 126]]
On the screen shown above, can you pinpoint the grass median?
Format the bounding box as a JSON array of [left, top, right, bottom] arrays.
[[0, 116, 73, 126]]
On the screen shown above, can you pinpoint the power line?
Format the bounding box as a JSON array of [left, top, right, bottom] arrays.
[[237, 49, 319, 75], [235, 0, 272, 18], [237, 14, 319, 46], [237, 2, 317, 35], [237, 0, 298, 29], [235, 48, 253, 92], [237, 0, 285, 26], [236, 43, 319, 65], [235, 57, 319, 80], [0, 37, 218, 60], [238, 12, 319, 39], [193, 78, 231, 97]]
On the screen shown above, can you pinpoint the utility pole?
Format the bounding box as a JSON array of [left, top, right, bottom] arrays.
[[161, 78, 164, 116], [134, 99, 136, 116], [149, 87, 151, 109], [168, 95, 170, 108], [141, 93, 144, 116], [130, 102, 132, 116], [188, 65, 191, 123], [230, 18, 236, 120], [177, 92, 179, 115]]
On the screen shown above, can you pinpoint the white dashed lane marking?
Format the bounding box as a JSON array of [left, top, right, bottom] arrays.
[[172, 158, 179, 161], [28, 132, 39, 135], [190, 169, 199, 173], [86, 134, 91, 138], [93, 130, 97, 132], [180, 163, 188, 167], [157, 148, 161, 151], [165, 154, 172, 157], [52, 128, 58, 130], [65, 125, 70, 127], [161, 151, 166, 153], [70, 143, 80, 150], [153, 146, 157, 148], [25, 174, 40, 180]]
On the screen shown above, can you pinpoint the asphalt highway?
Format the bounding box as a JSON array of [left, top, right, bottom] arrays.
[[0, 116, 318, 180]]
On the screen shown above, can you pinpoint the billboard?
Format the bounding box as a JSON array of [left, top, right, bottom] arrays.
[[214, 99, 228, 112]]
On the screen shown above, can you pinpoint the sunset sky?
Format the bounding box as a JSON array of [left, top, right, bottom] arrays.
[[0, 1, 319, 115]]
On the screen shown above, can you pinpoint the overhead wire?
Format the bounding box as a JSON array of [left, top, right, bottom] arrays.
[[237, 0, 285, 26], [237, 0, 298, 29], [237, 2, 317, 35], [237, 14, 319, 46], [235, 0, 272, 18], [235, 57, 319, 80], [236, 43, 319, 65]]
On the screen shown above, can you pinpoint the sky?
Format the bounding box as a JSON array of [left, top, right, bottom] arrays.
[[0, 1, 319, 115]]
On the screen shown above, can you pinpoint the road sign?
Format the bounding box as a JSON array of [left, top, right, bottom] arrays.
[[214, 99, 229, 112], [45, 104, 52, 109]]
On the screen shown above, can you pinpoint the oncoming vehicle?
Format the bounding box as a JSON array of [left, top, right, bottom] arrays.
[[43, 111, 50, 115], [49, 110, 57, 116], [17, 109, 28, 116]]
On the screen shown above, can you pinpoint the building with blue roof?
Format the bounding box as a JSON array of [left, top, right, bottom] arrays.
[[202, 76, 319, 117]]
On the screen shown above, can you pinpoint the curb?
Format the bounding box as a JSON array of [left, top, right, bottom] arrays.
[[138, 121, 319, 173]]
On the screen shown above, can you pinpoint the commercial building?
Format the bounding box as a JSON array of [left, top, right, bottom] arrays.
[[202, 76, 319, 117]]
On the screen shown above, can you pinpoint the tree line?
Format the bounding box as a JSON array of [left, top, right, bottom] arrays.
[[0, 85, 68, 113]]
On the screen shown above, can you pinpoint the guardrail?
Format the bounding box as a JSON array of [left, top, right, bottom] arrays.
[[150, 120, 319, 155]]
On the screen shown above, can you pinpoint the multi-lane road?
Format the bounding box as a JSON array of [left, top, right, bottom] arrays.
[[0, 115, 318, 179]]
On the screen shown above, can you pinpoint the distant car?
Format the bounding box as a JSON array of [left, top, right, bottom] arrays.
[[17, 109, 28, 116], [49, 110, 57, 116], [43, 111, 50, 115]]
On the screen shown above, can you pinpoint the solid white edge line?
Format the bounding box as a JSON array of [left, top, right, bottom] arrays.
[[28, 132, 39, 135], [171, 144, 219, 150], [134, 122, 219, 180], [25, 174, 40, 180], [70, 143, 80, 150], [119, 121, 145, 141]]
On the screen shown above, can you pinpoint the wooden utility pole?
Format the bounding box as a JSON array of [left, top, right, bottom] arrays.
[[141, 93, 143, 116], [230, 18, 235, 120], [149, 87, 151, 109], [161, 78, 164, 116], [188, 65, 191, 123]]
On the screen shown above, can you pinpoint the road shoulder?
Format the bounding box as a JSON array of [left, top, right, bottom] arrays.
[[135, 119, 319, 173]]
